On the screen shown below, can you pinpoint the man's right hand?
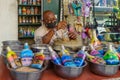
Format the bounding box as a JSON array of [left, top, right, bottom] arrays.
[[56, 21, 67, 30]]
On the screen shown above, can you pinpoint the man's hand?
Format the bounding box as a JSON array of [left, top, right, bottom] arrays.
[[68, 32, 77, 40], [56, 21, 67, 30]]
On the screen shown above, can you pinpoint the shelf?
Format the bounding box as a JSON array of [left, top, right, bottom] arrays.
[[18, 4, 41, 7], [19, 36, 34, 39], [18, 14, 41, 16], [18, 23, 41, 26]]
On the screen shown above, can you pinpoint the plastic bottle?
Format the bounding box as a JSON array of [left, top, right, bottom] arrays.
[[48, 46, 61, 65], [85, 52, 105, 64], [74, 46, 86, 67], [20, 43, 34, 66], [61, 45, 76, 67], [91, 29, 101, 47], [90, 44, 102, 57], [103, 44, 119, 65], [31, 49, 45, 69], [7, 47, 18, 68]]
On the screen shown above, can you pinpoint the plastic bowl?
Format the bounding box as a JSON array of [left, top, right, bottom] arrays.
[[87, 60, 120, 76], [52, 61, 87, 79], [7, 61, 48, 80]]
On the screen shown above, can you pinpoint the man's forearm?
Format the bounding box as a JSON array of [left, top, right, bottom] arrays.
[[42, 29, 55, 44]]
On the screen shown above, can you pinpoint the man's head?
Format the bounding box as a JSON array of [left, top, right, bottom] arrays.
[[43, 10, 57, 29]]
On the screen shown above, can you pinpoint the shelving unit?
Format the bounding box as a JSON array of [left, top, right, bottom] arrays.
[[17, 0, 42, 44]]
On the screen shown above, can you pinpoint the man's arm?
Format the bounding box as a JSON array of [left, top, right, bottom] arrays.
[[42, 29, 55, 44]]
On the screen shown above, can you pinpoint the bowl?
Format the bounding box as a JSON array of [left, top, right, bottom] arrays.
[[87, 60, 120, 76], [52, 61, 87, 79], [31, 44, 51, 60], [2, 40, 22, 46], [7, 61, 48, 80]]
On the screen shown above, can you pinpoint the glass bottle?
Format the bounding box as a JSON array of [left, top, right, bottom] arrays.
[[33, 0, 36, 5], [31, 7, 34, 15], [22, 7, 26, 15], [32, 16, 35, 23], [34, 7, 38, 14], [19, 7, 22, 15]]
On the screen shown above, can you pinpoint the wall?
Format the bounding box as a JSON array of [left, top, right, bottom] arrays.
[[0, 0, 18, 53]]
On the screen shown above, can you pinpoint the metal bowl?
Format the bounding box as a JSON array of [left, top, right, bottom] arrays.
[[2, 40, 22, 46], [87, 60, 120, 76], [52, 61, 87, 79], [7, 61, 48, 80], [31, 44, 49, 54], [31, 44, 51, 60]]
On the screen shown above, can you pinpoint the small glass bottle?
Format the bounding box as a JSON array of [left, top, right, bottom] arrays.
[[19, 16, 22, 23], [33, 0, 36, 5], [22, 7, 26, 15], [32, 16, 35, 23], [22, 16, 26, 23], [26, 7, 31, 15], [31, 7, 34, 15], [18, 7, 22, 15], [36, 0, 41, 5], [35, 16, 38, 23], [34, 7, 38, 14]]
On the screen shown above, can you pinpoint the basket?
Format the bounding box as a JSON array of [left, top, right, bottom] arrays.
[[7, 61, 48, 80], [52, 61, 87, 79], [87, 60, 120, 76]]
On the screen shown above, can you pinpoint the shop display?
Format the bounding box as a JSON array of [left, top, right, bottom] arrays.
[[18, 0, 41, 44], [1, 0, 120, 80]]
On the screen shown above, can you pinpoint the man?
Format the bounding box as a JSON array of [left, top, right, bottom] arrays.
[[34, 10, 77, 45]]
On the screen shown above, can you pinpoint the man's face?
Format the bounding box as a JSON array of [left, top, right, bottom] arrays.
[[43, 12, 57, 28]]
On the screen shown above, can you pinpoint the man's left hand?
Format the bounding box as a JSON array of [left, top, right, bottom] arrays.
[[68, 32, 77, 40]]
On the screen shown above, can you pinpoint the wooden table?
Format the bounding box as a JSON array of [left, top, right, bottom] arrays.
[[0, 55, 120, 80]]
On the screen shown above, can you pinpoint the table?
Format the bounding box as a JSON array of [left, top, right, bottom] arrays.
[[0, 55, 120, 80]]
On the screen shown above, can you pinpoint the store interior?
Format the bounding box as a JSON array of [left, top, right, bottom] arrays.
[[0, 0, 120, 80]]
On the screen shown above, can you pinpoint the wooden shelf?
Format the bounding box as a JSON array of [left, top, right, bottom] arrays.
[[19, 36, 34, 39], [18, 14, 41, 16], [18, 4, 41, 7], [18, 23, 41, 26]]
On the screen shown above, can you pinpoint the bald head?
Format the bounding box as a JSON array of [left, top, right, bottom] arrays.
[[43, 10, 56, 23]]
